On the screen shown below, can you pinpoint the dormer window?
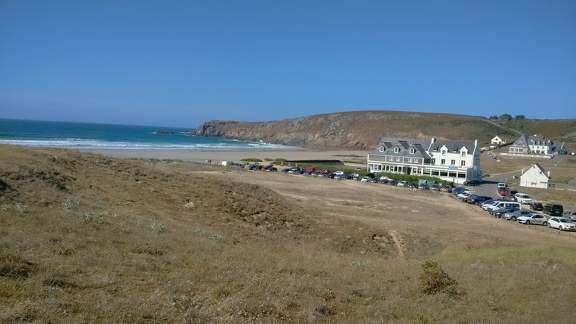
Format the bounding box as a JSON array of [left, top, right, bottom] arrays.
[[461, 151, 466, 157], [409, 148, 415, 154], [394, 147, 400, 153], [441, 150, 447, 156], [379, 145, 385, 153]]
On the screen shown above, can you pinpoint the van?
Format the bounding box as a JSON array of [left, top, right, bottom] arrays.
[[514, 193, 533, 204], [488, 201, 521, 213], [543, 203, 564, 216]]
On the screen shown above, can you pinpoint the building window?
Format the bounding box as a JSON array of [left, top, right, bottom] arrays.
[[461, 151, 466, 157], [461, 160, 466, 167], [379, 145, 385, 152], [395, 157, 401, 162], [431, 158, 435, 164], [409, 148, 415, 154], [441, 159, 445, 165], [408, 158, 413, 163], [441, 150, 446, 155], [394, 147, 400, 153], [451, 160, 455, 165]]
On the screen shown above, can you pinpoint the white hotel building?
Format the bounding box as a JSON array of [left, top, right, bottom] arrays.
[[366, 137, 482, 184]]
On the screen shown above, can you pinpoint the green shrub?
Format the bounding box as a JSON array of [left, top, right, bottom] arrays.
[[241, 158, 263, 162], [419, 260, 459, 296]]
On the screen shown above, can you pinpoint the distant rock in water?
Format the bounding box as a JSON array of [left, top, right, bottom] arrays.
[[153, 130, 174, 135], [191, 110, 519, 149]]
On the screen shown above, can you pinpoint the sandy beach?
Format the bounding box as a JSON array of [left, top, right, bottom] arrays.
[[83, 149, 370, 164]]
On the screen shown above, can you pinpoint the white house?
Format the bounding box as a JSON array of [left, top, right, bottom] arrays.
[[366, 137, 482, 184], [519, 163, 550, 189], [490, 136, 506, 145], [509, 134, 554, 155]]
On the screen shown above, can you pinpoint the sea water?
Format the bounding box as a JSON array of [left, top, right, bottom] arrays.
[[0, 119, 298, 151]]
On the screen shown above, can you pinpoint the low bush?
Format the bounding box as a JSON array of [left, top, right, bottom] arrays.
[[419, 260, 459, 296]]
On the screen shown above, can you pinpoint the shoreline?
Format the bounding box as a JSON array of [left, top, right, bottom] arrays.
[[82, 148, 370, 164]]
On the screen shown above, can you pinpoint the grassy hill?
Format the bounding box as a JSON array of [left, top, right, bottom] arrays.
[[2, 145, 576, 322], [193, 111, 576, 150], [193, 111, 521, 149], [496, 119, 576, 146]]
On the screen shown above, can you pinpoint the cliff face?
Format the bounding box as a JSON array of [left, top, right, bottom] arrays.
[[192, 111, 518, 149]]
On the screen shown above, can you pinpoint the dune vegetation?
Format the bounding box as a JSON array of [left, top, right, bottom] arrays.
[[1, 145, 576, 323]]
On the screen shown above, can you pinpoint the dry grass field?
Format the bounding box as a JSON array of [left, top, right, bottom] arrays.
[[2, 145, 576, 323]]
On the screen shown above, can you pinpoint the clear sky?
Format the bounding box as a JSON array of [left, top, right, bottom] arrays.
[[1, 1, 575, 128]]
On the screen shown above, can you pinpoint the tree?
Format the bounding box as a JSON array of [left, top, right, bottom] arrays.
[[498, 114, 513, 121], [514, 115, 526, 120]]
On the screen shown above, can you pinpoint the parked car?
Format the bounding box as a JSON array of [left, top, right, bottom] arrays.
[[487, 201, 521, 214], [388, 179, 398, 186], [397, 181, 410, 187], [360, 176, 372, 182], [517, 213, 548, 225], [514, 193, 533, 204], [543, 203, 564, 216], [440, 185, 453, 193], [457, 191, 476, 201], [562, 210, 576, 221], [467, 195, 492, 205], [463, 179, 481, 186], [548, 217, 576, 231], [482, 200, 502, 211], [418, 183, 429, 190], [493, 207, 520, 218], [452, 187, 467, 196], [502, 209, 537, 221], [529, 202, 543, 211], [430, 184, 440, 191]]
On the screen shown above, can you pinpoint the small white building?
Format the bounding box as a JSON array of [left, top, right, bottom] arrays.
[[520, 163, 550, 189], [490, 136, 506, 145]]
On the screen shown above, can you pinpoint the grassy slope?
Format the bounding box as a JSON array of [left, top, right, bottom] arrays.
[[2, 145, 576, 323], [497, 119, 576, 146], [195, 111, 522, 149]]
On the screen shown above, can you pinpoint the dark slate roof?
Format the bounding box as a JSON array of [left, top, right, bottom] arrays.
[[429, 139, 473, 153], [512, 135, 529, 147], [371, 137, 477, 156]]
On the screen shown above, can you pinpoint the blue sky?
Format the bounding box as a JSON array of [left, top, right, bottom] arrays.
[[1, 1, 575, 128]]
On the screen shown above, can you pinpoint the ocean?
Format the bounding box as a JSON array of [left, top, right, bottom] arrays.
[[0, 119, 297, 151]]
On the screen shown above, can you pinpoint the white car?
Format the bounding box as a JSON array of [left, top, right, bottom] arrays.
[[548, 217, 576, 231], [517, 213, 548, 225], [514, 193, 533, 204], [457, 191, 475, 200], [334, 171, 345, 176]]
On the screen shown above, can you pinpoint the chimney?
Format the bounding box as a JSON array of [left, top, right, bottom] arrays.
[[548, 171, 551, 177]]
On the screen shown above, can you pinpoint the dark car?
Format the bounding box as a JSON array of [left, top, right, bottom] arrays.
[[543, 203, 564, 216], [463, 179, 481, 186], [452, 187, 467, 196], [467, 195, 492, 205], [530, 202, 543, 211]]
